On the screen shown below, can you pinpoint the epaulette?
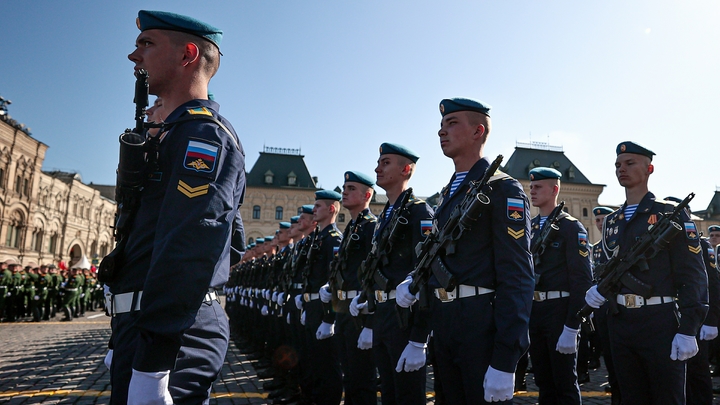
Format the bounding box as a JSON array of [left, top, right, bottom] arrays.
[[489, 170, 512, 183], [561, 213, 578, 222], [363, 212, 376, 221], [412, 199, 426, 205], [163, 108, 240, 151], [329, 229, 342, 238]]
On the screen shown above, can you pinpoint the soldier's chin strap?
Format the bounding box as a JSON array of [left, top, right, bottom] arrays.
[[162, 115, 240, 151]]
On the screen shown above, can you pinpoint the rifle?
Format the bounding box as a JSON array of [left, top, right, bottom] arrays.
[[329, 213, 363, 301], [356, 189, 413, 314], [301, 226, 321, 294], [531, 201, 566, 269], [577, 192, 695, 320], [406, 155, 504, 308], [98, 70, 151, 283]]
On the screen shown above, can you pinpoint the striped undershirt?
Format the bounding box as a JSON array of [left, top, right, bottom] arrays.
[[624, 204, 638, 221], [450, 171, 468, 197]]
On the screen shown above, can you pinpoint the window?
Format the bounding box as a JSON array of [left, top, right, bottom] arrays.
[[297, 207, 303, 215], [338, 213, 345, 223], [275, 206, 283, 220], [287, 171, 297, 186], [15, 176, 21, 193], [47, 233, 58, 254], [264, 170, 274, 185], [248, 237, 255, 245], [23, 178, 29, 196], [253, 205, 261, 219], [0, 167, 5, 188], [6, 224, 20, 248], [583, 208, 588, 217], [100, 242, 109, 257], [31, 230, 43, 252]]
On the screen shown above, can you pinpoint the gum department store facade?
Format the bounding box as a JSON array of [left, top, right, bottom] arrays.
[[2, 100, 719, 269]]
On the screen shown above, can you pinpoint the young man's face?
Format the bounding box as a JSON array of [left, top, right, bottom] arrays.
[[298, 212, 316, 233], [529, 180, 556, 209], [375, 154, 407, 190], [615, 154, 651, 189], [594, 214, 608, 232], [438, 111, 477, 159], [128, 29, 179, 96], [709, 231, 720, 248], [342, 182, 369, 211], [313, 200, 333, 224]]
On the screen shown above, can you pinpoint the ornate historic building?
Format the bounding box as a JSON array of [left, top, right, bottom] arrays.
[[0, 101, 116, 267]]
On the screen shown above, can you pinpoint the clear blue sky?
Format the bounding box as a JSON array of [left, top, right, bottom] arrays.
[[2, 1, 719, 209]]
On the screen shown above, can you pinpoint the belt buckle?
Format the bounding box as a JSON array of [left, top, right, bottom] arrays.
[[303, 293, 310, 302], [624, 294, 639, 308], [533, 291, 544, 301], [436, 288, 453, 302], [375, 290, 387, 303], [337, 290, 347, 300]]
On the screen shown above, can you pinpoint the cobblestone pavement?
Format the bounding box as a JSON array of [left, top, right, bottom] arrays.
[[2, 313, 720, 404]]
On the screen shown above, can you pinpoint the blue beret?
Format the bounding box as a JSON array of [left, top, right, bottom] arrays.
[[301, 205, 314, 215], [290, 215, 300, 224], [248, 242, 256, 248], [708, 225, 720, 233], [529, 167, 562, 181], [255, 238, 265, 244], [379, 143, 419, 163], [315, 189, 342, 201], [439, 98, 491, 117], [344, 171, 375, 187], [137, 10, 223, 49], [592, 206, 614, 216], [265, 235, 274, 241], [616, 141, 655, 160], [279, 222, 291, 229]]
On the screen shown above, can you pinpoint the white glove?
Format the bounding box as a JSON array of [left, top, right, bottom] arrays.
[[556, 326, 580, 354], [104, 349, 113, 370], [700, 325, 719, 341], [585, 285, 606, 308], [80, 293, 85, 298], [128, 369, 173, 405], [34, 295, 40, 301], [277, 292, 286, 306], [670, 333, 699, 361], [263, 289, 271, 300], [396, 276, 418, 308], [483, 365, 514, 402], [261, 305, 269, 316], [272, 291, 278, 302], [300, 310, 306, 325], [357, 327, 373, 350], [319, 283, 332, 303], [6, 292, 10, 297], [316, 321, 335, 340], [395, 341, 426, 372], [295, 294, 304, 310], [349, 295, 368, 317], [286, 312, 291, 325]]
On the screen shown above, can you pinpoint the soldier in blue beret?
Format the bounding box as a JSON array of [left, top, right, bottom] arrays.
[[585, 144, 707, 404], [107, 9, 245, 404], [708, 225, 720, 250], [301, 204, 315, 215], [319, 171, 377, 404], [592, 206, 614, 217], [256, 238, 265, 245], [290, 215, 300, 224], [527, 167, 592, 404], [397, 97, 534, 403], [280, 222, 291, 229], [351, 142, 434, 404]]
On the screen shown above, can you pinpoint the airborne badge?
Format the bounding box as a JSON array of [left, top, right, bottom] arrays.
[[333, 246, 339, 257], [685, 222, 699, 240], [420, 220, 433, 236], [184, 139, 219, 173], [507, 198, 525, 221], [709, 248, 716, 268], [647, 214, 657, 225], [578, 233, 588, 248], [507, 227, 524, 239]]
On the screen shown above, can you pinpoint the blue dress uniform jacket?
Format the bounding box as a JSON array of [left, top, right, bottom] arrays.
[[530, 214, 593, 329], [700, 239, 720, 328], [113, 99, 245, 372], [600, 192, 708, 336], [334, 209, 376, 314], [431, 157, 534, 372], [304, 223, 342, 325]]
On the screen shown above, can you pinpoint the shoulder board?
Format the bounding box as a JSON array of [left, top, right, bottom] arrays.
[[412, 199, 426, 205], [561, 213, 578, 222], [186, 106, 214, 116], [488, 170, 512, 183], [165, 113, 240, 151], [363, 212, 377, 221], [329, 229, 342, 238]]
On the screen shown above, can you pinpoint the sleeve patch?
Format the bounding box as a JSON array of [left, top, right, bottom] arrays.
[[688, 245, 702, 254], [578, 233, 588, 248], [421, 220, 433, 236], [685, 222, 699, 240], [579, 250, 589, 257], [507, 198, 525, 221], [507, 227, 525, 239], [177, 180, 209, 198], [184, 139, 219, 174]]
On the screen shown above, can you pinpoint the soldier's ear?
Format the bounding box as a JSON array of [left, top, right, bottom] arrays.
[[647, 164, 654, 175]]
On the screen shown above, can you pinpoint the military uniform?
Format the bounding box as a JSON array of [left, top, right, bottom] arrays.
[[0, 264, 11, 321], [597, 192, 707, 404], [527, 167, 592, 405], [109, 11, 245, 404]]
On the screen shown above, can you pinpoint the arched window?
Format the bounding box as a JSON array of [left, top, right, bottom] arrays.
[[338, 213, 345, 223], [253, 205, 261, 219], [248, 237, 255, 245], [275, 206, 283, 220], [583, 208, 588, 217]]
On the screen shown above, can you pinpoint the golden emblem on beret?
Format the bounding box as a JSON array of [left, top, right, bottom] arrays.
[[379, 146, 383, 154], [620, 144, 626, 152], [345, 173, 349, 180], [530, 174, 534, 180], [136, 17, 142, 30], [439, 104, 445, 114]]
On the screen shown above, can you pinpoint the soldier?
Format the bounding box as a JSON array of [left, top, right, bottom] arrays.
[[32, 264, 51, 322], [24, 264, 38, 319], [320, 171, 378, 405], [0, 260, 11, 321], [10, 263, 24, 321], [585, 141, 708, 404], [527, 167, 592, 404], [61, 267, 82, 321], [47, 264, 60, 319], [297, 190, 343, 405], [396, 98, 534, 403], [352, 143, 434, 405], [108, 10, 246, 404]]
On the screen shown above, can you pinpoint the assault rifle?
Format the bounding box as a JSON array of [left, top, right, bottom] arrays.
[[98, 70, 151, 283], [531, 201, 566, 268], [329, 213, 363, 301], [356, 189, 413, 314], [406, 155, 504, 309], [577, 192, 695, 320], [301, 226, 321, 294]]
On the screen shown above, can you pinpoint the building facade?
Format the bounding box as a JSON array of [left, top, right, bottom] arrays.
[[0, 106, 116, 268]]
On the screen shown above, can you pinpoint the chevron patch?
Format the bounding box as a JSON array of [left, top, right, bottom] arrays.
[[187, 106, 213, 116], [579, 250, 589, 257], [177, 180, 209, 198], [688, 245, 702, 254], [507, 227, 525, 240]]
